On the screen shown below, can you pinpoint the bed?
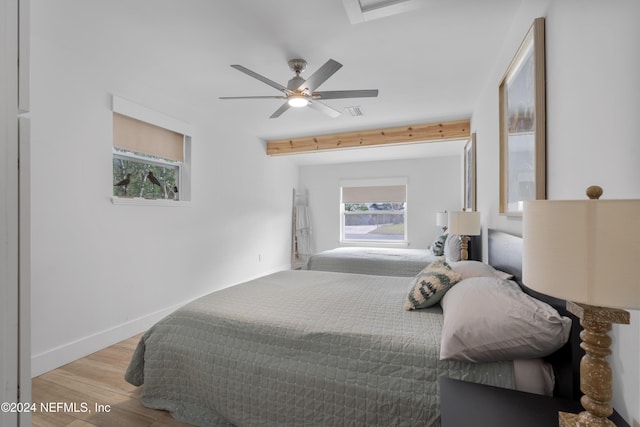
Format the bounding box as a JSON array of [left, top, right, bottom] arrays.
[[306, 235, 481, 276], [305, 246, 437, 276], [125, 230, 577, 426]]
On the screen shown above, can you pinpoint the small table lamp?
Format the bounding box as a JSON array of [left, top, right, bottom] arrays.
[[523, 186, 640, 427], [447, 211, 480, 260], [436, 211, 448, 232]]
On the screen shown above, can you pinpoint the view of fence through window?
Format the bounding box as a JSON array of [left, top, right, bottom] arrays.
[[343, 202, 406, 241]]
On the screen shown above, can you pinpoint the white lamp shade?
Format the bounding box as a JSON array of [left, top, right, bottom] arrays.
[[436, 211, 448, 227], [448, 211, 481, 235], [523, 199, 640, 310]]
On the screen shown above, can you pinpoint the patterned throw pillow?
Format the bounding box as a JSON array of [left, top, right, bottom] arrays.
[[430, 233, 448, 256], [404, 259, 462, 310]]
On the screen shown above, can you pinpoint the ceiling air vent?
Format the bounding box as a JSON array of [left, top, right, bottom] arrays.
[[345, 106, 364, 116]]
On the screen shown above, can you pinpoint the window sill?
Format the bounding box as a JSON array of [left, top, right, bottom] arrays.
[[339, 240, 409, 248], [111, 197, 191, 207]]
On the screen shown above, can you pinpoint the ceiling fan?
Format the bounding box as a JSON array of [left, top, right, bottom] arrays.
[[219, 58, 379, 118]]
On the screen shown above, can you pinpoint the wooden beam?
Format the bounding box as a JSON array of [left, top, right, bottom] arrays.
[[266, 119, 470, 156]]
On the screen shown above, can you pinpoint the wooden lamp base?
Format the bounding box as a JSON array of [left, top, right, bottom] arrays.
[[459, 235, 470, 261], [559, 301, 630, 427], [560, 411, 614, 427]]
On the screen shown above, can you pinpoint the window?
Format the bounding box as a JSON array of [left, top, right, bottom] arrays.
[[112, 147, 180, 200], [340, 178, 407, 243], [111, 96, 192, 205]]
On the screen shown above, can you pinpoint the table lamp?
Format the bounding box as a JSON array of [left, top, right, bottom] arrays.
[[447, 211, 480, 261], [436, 211, 448, 232], [523, 186, 640, 426]]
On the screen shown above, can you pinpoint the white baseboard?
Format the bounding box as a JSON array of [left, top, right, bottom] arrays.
[[31, 303, 182, 377], [31, 265, 292, 377]]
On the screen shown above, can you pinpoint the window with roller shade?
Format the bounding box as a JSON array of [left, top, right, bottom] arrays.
[[340, 178, 407, 243], [112, 107, 191, 202]]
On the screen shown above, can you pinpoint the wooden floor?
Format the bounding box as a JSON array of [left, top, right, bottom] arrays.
[[32, 334, 194, 427]]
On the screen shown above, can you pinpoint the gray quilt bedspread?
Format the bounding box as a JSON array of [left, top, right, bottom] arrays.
[[125, 270, 514, 426], [307, 247, 436, 276]]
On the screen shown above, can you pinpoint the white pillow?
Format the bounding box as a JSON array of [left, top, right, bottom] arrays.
[[449, 260, 513, 280], [439, 276, 571, 362], [444, 234, 461, 262]]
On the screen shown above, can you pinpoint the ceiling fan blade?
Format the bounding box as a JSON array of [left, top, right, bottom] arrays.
[[219, 96, 285, 100], [269, 102, 291, 119], [313, 89, 379, 100], [308, 100, 341, 118], [297, 59, 342, 92], [231, 65, 289, 93]]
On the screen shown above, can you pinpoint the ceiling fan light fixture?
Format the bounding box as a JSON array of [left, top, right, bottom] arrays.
[[222, 58, 378, 118], [288, 96, 309, 108]]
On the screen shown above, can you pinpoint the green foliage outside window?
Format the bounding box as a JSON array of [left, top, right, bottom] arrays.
[[113, 156, 179, 200]]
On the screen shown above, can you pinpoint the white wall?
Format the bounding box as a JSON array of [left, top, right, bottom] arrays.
[[29, 23, 298, 376], [472, 0, 640, 424], [298, 156, 461, 252]]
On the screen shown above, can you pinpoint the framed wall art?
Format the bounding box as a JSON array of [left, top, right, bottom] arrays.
[[464, 132, 476, 211], [499, 17, 546, 216]]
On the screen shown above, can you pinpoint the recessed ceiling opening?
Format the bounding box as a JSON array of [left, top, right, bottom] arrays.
[[342, 0, 436, 23], [359, 0, 412, 13]]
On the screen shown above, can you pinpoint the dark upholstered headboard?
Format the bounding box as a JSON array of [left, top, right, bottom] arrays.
[[468, 234, 482, 262], [487, 229, 583, 401]]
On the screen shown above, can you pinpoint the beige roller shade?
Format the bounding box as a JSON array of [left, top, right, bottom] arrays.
[[342, 185, 406, 203], [113, 113, 184, 162]]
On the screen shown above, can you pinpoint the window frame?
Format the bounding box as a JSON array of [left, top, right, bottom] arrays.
[[111, 96, 192, 207], [339, 177, 408, 246]]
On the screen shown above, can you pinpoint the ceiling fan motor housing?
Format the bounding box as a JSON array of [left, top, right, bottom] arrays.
[[287, 75, 306, 91]]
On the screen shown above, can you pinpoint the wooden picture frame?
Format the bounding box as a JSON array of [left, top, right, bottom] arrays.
[[499, 17, 546, 216], [464, 132, 476, 211]]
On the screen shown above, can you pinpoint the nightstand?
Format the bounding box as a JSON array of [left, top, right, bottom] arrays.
[[440, 377, 629, 427]]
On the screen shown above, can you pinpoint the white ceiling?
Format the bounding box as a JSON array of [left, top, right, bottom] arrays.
[[31, 0, 521, 164]]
